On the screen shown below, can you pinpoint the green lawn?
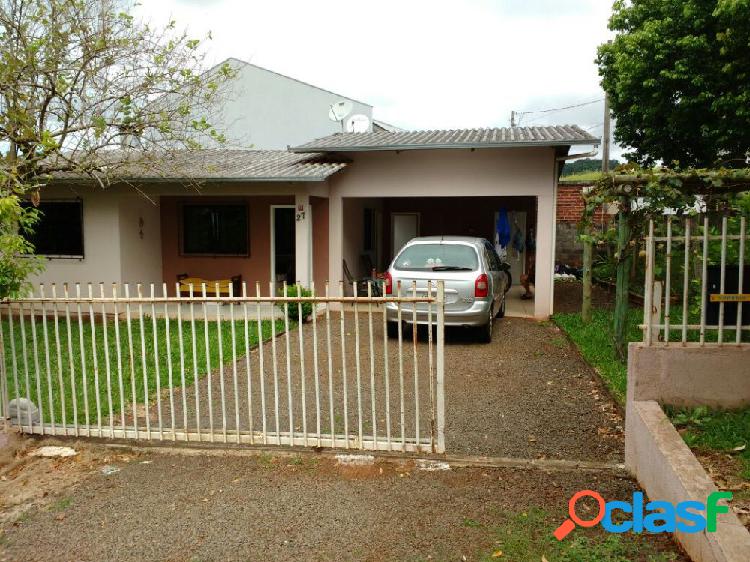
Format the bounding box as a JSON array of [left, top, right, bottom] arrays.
[[666, 406, 750, 482], [553, 307, 641, 405], [554, 300, 750, 485], [3, 313, 287, 426], [477, 508, 678, 562]]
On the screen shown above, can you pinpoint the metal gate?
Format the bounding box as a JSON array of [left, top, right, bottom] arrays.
[[0, 281, 445, 453]]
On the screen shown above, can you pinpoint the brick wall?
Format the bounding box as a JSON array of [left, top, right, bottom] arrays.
[[555, 182, 610, 267]]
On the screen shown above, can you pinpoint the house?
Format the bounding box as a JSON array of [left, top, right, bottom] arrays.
[[29, 60, 600, 319]]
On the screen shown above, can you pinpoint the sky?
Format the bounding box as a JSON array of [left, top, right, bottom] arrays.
[[134, 0, 619, 157]]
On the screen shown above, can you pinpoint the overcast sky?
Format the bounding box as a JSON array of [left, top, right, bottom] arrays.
[[135, 0, 618, 157]]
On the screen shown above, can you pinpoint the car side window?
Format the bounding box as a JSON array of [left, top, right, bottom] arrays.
[[484, 241, 499, 271]]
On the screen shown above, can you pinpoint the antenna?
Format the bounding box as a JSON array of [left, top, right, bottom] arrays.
[[328, 100, 353, 131], [345, 114, 371, 133]]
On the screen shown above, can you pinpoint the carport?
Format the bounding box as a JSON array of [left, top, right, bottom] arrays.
[[340, 195, 537, 317], [291, 126, 600, 319]]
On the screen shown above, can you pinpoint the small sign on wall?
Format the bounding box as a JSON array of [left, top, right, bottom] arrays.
[[296, 204, 306, 222]]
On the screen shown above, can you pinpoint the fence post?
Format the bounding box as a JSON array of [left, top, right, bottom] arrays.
[[435, 281, 445, 454], [650, 281, 663, 345], [0, 314, 8, 433], [643, 220, 655, 345]]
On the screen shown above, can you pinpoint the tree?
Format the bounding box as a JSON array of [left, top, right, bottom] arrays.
[[597, 0, 750, 168], [0, 0, 233, 296]]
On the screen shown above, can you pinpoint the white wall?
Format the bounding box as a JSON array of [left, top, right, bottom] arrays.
[[327, 148, 558, 318], [207, 60, 373, 149]]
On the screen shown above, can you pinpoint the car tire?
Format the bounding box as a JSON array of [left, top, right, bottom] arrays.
[[386, 321, 399, 339], [503, 270, 512, 293], [478, 313, 493, 343], [496, 293, 506, 318]]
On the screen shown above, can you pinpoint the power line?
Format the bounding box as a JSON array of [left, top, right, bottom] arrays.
[[511, 98, 604, 126]]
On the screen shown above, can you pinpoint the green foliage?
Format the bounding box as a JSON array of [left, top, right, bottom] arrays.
[[667, 405, 750, 481], [598, 0, 750, 167], [562, 159, 620, 176], [276, 284, 313, 321], [0, 195, 44, 298]]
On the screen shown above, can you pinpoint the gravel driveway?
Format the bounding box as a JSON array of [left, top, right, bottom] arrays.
[[150, 306, 622, 462], [0, 450, 681, 562]]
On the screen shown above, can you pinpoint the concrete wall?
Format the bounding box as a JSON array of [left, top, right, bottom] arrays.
[[208, 60, 373, 150], [327, 148, 558, 318], [310, 196, 329, 290], [627, 344, 750, 409], [29, 186, 122, 288], [626, 400, 750, 562], [118, 194, 163, 287]]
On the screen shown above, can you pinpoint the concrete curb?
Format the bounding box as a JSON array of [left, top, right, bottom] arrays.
[[626, 400, 750, 562]]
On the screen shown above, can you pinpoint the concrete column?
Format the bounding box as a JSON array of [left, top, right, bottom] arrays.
[[328, 191, 343, 298], [534, 189, 555, 319], [294, 192, 311, 287]]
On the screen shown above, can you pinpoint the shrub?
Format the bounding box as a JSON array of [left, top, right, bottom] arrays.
[[277, 284, 313, 321]]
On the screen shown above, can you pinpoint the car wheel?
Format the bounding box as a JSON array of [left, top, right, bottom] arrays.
[[478, 313, 493, 343], [386, 321, 399, 339], [496, 293, 506, 318]]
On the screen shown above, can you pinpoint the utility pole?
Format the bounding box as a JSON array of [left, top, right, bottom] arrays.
[[602, 94, 611, 172], [510, 111, 516, 127], [581, 94, 610, 323]]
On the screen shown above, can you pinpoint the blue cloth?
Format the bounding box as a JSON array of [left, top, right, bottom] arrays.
[[495, 209, 511, 247]]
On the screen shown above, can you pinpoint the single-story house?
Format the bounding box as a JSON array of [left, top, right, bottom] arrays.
[[30, 125, 599, 319]]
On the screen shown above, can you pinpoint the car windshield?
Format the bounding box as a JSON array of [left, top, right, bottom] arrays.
[[393, 243, 479, 271]]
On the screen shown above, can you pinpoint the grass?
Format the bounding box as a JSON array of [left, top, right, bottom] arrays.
[[560, 171, 602, 182], [666, 405, 750, 482], [2, 314, 287, 426], [478, 508, 677, 562], [553, 307, 641, 404]]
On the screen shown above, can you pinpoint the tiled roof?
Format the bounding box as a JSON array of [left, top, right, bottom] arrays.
[[52, 149, 348, 182], [292, 125, 599, 152]]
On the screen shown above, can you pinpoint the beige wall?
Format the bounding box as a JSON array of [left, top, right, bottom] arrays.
[[29, 186, 122, 289], [118, 194, 163, 288], [327, 148, 558, 318]]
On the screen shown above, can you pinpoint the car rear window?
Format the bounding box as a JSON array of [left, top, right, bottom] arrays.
[[393, 243, 479, 271]]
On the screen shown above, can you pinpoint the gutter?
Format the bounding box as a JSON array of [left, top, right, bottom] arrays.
[[291, 139, 601, 153], [556, 146, 600, 161]]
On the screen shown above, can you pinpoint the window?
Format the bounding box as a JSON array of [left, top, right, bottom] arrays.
[[182, 203, 248, 255], [23, 200, 84, 257], [394, 243, 479, 271]]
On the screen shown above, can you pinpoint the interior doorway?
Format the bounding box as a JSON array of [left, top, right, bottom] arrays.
[[391, 212, 420, 255], [271, 205, 295, 289]]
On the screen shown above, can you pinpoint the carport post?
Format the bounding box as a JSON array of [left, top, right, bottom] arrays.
[[436, 281, 445, 453]]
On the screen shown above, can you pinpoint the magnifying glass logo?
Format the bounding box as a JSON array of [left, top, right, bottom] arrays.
[[553, 490, 606, 541]]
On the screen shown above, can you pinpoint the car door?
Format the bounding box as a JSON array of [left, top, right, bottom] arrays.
[[483, 240, 503, 312]]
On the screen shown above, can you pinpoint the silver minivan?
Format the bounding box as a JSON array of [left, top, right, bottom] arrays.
[[384, 236, 509, 343]]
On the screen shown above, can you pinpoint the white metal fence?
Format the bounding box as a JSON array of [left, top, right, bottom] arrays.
[[0, 281, 445, 453], [643, 215, 749, 346]]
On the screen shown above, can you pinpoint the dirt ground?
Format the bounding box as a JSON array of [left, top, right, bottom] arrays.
[[0, 440, 684, 562]]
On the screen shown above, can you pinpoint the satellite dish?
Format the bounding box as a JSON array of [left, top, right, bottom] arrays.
[[345, 114, 371, 133], [328, 100, 353, 122]]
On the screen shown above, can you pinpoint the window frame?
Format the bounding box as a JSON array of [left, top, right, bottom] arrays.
[[23, 199, 85, 259], [179, 201, 250, 257]]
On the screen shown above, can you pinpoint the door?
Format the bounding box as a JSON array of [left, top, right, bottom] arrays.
[[391, 213, 420, 256], [271, 206, 295, 290]]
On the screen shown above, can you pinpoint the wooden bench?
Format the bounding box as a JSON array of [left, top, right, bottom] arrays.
[[176, 274, 242, 297]]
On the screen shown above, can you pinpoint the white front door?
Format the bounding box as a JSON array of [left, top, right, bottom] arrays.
[[391, 212, 419, 256]]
